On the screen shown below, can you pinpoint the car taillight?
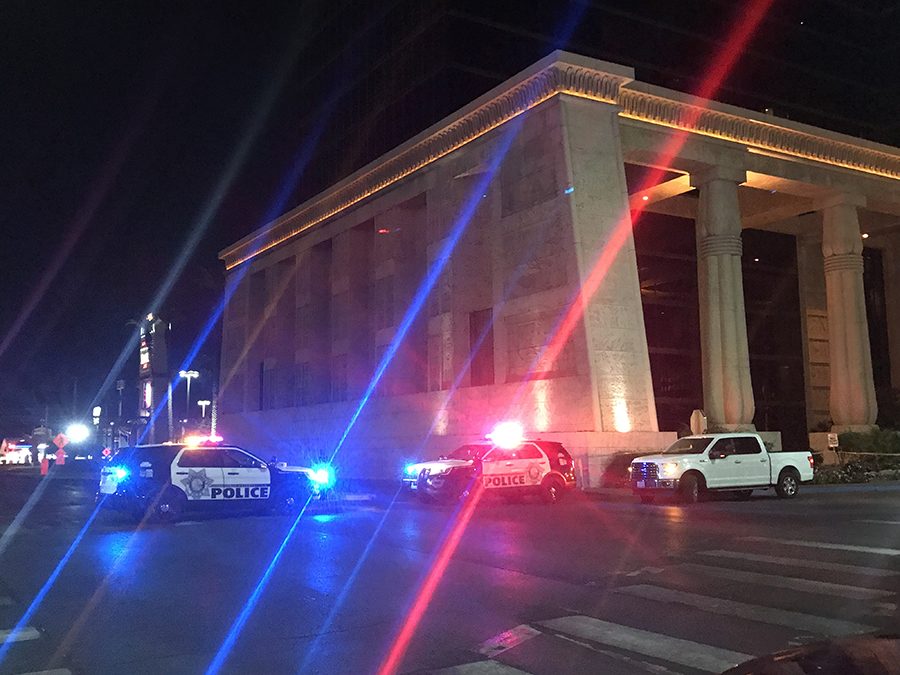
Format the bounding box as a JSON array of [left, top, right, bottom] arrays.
[[808, 455, 815, 468]]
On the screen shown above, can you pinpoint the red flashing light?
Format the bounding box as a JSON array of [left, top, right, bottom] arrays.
[[377, 228, 390, 235], [184, 434, 224, 447]]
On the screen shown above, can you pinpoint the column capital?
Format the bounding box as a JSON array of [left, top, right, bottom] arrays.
[[689, 164, 747, 188], [815, 191, 867, 212]]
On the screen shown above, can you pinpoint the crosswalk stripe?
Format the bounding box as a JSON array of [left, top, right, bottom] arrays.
[[617, 585, 875, 636], [675, 563, 895, 601], [859, 520, 900, 526], [539, 615, 751, 673], [431, 661, 531, 675], [741, 536, 900, 557], [697, 550, 898, 577], [14, 670, 73, 675], [478, 624, 541, 657], [0, 626, 40, 644]]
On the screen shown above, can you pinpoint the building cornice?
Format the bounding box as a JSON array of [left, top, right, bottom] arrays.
[[221, 52, 900, 270]]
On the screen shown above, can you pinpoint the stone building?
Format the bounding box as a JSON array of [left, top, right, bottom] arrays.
[[217, 52, 900, 482]]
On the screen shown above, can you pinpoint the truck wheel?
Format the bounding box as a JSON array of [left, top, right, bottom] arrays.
[[775, 470, 800, 498], [541, 476, 566, 504], [680, 474, 701, 504], [638, 492, 655, 505], [155, 488, 186, 523]]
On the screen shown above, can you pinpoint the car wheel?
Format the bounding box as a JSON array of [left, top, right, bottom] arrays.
[[680, 474, 701, 504], [541, 476, 565, 505], [155, 488, 186, 523], [638, 492, 655, 504], [775, 470, 800, 498]]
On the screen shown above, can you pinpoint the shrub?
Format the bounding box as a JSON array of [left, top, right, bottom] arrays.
[[838, 428, 900, 454]]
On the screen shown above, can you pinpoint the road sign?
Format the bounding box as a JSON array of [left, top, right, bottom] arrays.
[[827, 433, 839, 448], [53, 433, 68, 449]]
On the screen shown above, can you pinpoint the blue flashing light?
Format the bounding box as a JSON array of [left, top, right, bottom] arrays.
[[404, 463, 417, 476], [310, 464, 335, 489], [564, 185, 575, 194], [112, 466, 129, 481]]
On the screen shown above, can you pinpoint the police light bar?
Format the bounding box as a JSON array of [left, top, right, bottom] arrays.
[[486, 421, 524, 450], [184, 434, 224, 447]]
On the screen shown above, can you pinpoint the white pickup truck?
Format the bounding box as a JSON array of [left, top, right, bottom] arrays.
[[630, 433, 814, 504]]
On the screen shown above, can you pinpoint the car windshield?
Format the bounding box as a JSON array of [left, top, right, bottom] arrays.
[[662, 437, 714, 454], [444, 444, 491, 460]]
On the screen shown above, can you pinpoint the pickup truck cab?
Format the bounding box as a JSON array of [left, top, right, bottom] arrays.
[[630, 433, 814, 504]]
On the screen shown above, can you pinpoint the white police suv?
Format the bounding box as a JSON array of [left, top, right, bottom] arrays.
[[98, 436, 333, 521], [403, 422, 577, 504]]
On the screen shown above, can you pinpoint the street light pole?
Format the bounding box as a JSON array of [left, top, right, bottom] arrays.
[[179, 370, 199, 422]]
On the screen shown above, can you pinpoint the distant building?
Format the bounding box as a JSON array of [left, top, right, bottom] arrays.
[[218, 53, 900, 481]]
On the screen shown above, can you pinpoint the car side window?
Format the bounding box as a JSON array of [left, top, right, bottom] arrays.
[[178, 448, 224, 468], [711, 439, 736, 457], [515, 444, 544, 460], [733, 437, 762, 455], [222, 448, 260, 468], [484, 448, 510, 462]]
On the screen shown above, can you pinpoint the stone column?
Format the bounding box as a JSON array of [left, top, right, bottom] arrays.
[[820, 193, 877, 430], [558, 94, 659, 433], [691, 166, 755, 430]]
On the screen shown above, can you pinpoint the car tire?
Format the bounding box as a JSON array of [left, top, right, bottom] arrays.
[[155, 488, 186, 523], [638, 492, 655, 504], [680, 473, 701, 504], [775, 470, 800, 498], [541, 476, 566, 505]]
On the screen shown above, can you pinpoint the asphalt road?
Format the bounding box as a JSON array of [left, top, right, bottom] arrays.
[[0, 464, 897, 675]]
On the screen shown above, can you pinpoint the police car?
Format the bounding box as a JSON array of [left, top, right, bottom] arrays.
[[403, 422, 577, 504], [97, 436, 333, 522]]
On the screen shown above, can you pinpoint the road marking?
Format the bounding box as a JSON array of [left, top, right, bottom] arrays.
[[741, 536, 900, 557], [553, 633, 681, 674], [0, 626, 40, 644], [538, 615, 751, 673], [617, 585, 875, 636], [697, 550, 897, 577], [431, 662, 531, 675], [14, 670, 73, 675], [478, 624, 541, 657], [675, 563, 895, 601], [0, 596, 12, 606], [859, 520, 900, 526]]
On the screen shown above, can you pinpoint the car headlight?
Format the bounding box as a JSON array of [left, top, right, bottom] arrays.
[[660, 462, 679, 478], [405, 463, 418, 476]]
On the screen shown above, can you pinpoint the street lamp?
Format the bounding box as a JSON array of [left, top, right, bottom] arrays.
[[197, 399, 211, 418], [179, 370, 199, 421]]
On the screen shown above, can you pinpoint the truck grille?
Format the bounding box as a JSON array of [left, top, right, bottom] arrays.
[[632, 462, 658, 480]]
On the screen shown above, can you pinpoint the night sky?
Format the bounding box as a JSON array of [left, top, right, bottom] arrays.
[[1, 0, 896, 433]]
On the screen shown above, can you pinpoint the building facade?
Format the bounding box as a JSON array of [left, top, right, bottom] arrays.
[[218, 53, 900, 482]]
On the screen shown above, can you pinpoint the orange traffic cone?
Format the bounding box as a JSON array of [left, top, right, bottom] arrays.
[[40, 457, 49, 476]]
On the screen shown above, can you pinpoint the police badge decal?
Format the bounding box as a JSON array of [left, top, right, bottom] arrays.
[[181, 469, 215, 499]]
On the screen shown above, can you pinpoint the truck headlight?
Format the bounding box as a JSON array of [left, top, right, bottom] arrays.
[[660, 462, 679, 478]]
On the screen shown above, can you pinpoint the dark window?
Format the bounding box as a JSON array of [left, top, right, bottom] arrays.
[[469, 308, 494, 386], [178, 448, 226, 468], [864, 248, 894, 426], [222, 448, 262, 468], [732, 437, 762, 455], [662, 437, 713, 455], [711, 439, 736, 457]]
